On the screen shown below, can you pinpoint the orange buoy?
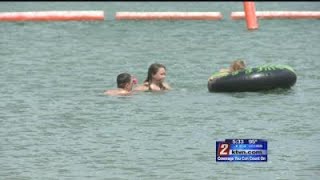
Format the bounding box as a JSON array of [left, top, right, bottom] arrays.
[[243, 2, 258, 30], [231, 11, 320, 20], [0, 11, 104, 22], [115, 12, 223, 20]]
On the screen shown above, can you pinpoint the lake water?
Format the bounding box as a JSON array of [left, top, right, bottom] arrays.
[[0, 2, 319, 180]]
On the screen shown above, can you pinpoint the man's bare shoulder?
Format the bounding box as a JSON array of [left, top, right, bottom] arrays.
[[104, 89, 131, 96], [133, 84, 148, 91]]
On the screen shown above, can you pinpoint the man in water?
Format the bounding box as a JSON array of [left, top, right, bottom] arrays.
[[104, 73, 137, 96]]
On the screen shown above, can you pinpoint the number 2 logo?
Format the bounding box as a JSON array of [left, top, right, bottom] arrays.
[[218, 143, 230, 156]]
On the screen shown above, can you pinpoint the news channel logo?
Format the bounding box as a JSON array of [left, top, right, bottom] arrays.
[[216, 139, 267, 162]]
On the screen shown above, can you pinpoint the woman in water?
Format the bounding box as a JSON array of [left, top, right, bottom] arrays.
[[219, 60, 246, 73], [134, 63, 171, 92]]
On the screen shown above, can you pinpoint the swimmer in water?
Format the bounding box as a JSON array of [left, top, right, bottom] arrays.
[[134, 63, 171, 92], [219, 59, 246, 73], [104, 73, 138, 96]]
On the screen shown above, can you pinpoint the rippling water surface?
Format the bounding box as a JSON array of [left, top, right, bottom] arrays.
[[0, 2, 319, 180]]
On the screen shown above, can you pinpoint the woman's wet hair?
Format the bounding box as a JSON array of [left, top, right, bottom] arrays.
[[117, 73, 131, 88], [144, 63, 167, 90], [230, 60, 246, 72]]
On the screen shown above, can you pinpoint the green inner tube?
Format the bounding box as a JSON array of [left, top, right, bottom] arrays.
[[208, 64, 297, 92]]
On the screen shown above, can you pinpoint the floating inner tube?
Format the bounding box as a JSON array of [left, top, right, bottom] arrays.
[[208, 65, 297, 92]]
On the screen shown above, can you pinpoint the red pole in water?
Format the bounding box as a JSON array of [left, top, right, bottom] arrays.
[[243, 1, 259, 30]]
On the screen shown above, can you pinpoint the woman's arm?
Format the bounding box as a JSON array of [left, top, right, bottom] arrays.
[[219, 68, 230, 73]]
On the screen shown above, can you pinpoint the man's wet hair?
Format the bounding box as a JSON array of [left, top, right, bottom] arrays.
[[117, 73, 131, 88]]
